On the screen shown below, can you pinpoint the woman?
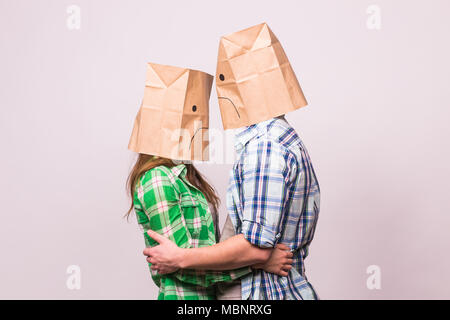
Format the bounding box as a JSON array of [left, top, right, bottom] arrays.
[[127, 64, 292, 300]]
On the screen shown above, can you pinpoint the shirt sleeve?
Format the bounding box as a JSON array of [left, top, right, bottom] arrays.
[[240, 139, 296, 248], [136, 167, 192, 249], [135, 167, 251, 287]]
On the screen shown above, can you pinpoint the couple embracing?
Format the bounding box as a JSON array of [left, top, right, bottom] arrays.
[[125, 23, 320, 300]]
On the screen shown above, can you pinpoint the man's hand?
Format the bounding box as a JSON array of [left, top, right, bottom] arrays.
[[143, 230, 184, 274], [252, 244, 293, 277]]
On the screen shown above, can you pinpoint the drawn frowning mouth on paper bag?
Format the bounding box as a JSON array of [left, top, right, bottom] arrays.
[[217, 96, 241, 119], [215, 70, 243, 127], [189, 126, 209, 150]]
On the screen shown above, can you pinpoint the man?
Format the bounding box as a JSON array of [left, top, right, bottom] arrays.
[[144, 22, 320, 300]]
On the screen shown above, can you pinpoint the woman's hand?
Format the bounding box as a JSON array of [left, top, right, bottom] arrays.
[[252, 244, 293, 277]]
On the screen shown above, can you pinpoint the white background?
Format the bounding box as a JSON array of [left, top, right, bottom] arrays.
[[0, 0, 449, 299]]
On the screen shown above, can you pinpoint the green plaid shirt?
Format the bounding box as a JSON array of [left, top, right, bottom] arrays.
[[134, 164, 250, 300]]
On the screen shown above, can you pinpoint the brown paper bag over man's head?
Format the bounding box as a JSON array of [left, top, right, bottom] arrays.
[[216, 22, 308, 130], [128, 63, 213, 161]]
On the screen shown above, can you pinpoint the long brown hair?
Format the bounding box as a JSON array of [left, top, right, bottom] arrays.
[[126, 154, 220, 225]]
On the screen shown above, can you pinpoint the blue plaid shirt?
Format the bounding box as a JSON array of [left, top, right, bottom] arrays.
[[227, 117, 320, 300]]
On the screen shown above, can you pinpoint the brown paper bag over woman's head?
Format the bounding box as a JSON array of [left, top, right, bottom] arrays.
[[128, 63, 213, 161], [216, 22, 308, 130]]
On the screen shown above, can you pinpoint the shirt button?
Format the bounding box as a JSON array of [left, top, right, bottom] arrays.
[[275, 233, 281, 239]]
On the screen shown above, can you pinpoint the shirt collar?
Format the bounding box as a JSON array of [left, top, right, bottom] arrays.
[[170, 163, 187, 178], [234, 118, 278, 151], [169, 163, 202, 194]]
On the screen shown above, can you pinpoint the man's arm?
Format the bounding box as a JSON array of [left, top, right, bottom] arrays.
[[145, 230, 271, 271], [181, 234, 272, 269], [239, 139, 295, 248]]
